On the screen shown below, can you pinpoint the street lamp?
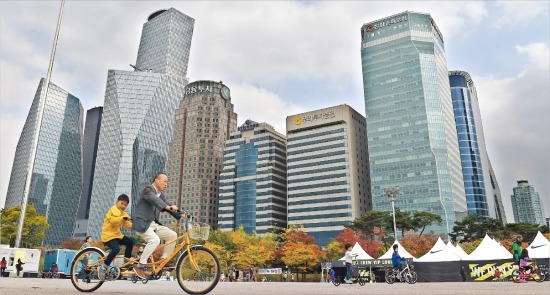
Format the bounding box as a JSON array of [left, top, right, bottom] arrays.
[[385, 187, 399, 241]]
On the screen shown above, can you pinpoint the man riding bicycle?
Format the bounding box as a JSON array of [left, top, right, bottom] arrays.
[[132, 172, 179, 279], [392, 244, 406, 271]]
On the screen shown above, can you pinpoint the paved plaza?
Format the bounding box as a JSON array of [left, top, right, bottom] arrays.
[[0, 278, 548, 295]]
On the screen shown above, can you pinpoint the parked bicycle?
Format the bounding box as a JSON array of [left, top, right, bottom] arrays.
[[385, 259, 417, 284], [70, 212, 221, 294], [333, 256, 367, 286], [43, 269, 60, 279], [511, 259, 546, 283]]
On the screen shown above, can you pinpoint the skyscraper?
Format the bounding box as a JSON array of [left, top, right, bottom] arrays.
[[360, 12, 466, 237], [87, 8, 194, 239], [218, 120, 287, 235], [286, 105, 372, 244], [162, 80, 237, 229], [512, 180, 546, 225], [5, 78, 84, 246], [449, 71, 507, 223], [73, 107, 103, 238]]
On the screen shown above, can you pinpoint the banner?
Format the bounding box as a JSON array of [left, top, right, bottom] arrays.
[[258, 268, 282, 275]]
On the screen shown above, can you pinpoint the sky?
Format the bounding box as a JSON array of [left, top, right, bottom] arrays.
[[0, 1, 549, 222]]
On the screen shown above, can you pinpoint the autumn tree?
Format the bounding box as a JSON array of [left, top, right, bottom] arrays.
[[60, 237, 84, 250], [207, 230, 236, 272], [325, 240, 343, 261], [399, 233, 439, 258], [333, 227, 383, 258], [1, 205, 48, 247], [227, 227, 277, 269], [277, 226, 325, 281]]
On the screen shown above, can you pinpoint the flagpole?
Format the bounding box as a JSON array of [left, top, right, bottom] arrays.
[[15, 0, 65, 248]]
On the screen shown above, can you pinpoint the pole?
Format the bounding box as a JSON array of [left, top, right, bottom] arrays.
[[15, 0, 65, 248], [391, 198, 397, 241]]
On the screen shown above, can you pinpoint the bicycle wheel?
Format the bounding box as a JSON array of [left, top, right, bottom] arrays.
[[511, 270, 520, 283], [358, 278, 366, 286], [332, 277, 340, 286], [54, 272, 61, 279], [534, 270, 545, 283], [44, 272, 50, 279], [176, 246, 220, 295], [385, 269, 395, 284], [405, 270, 417, 284], [70, 247, 105, 292]]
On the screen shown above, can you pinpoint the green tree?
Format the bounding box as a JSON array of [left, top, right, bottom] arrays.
[[352, 210, 392, 239], [1, 205, 48, 247], [449, 214, 485, 242], [395, 209, 413, 238], [411, 211, 442, 236]]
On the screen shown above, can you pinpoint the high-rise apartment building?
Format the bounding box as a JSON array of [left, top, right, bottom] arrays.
[[286, 105, 371, 245], [5, 78, 84, 246], [218, 120, 287, 235], [74, 107, 103, 238], [512, 180, 546, 225], [87, 8, 194, 239], [162, 80, 238, 229], [360, 11, 466, 236], [449, 71, 507, 223]]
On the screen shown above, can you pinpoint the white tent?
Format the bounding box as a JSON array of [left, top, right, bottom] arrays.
[[454, 243, 469, 259], [378, 240, 415, 259], [416, 238, 462, 262], [338, 242, 374, 260], [527, 231, 550, 259], [445, 242, 468, 260], [465, 234, 512, 260]]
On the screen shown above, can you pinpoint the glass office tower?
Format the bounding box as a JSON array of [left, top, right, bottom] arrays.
[[73, 107, 103, 238], [162, 80, 238, 229], [5, 78, 84, 246], [87, 8, 194, 239], [512, 180, 546, 225], [286, 105, 372, 245], [361, 12, 466, 237], [218, 120, 287, 235], [449, 71, 507, 223]]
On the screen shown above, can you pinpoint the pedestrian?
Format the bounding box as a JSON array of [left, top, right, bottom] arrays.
[[0, 257, 7, 277], [283, 271, 287, 282], [98, 194, 134, 281], [81, 235, 93, 250], [460, 266, 467, 282], [132, 172, 178, 279], [291, 273, 294, 282], [250, 265, 256, 282], [165, 270, 171, 281], [15, 258, 25, 277], [329, 268, 335, 283]]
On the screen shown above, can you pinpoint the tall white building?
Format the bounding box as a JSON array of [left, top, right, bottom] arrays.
[[286, 105, 371, 244], [218, 120, 287, 235]]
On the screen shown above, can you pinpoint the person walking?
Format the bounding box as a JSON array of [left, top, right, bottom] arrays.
[[15, 258, 25, 277], [460, 266, 467, 282], [512, 234, 523, 265], [0, 257, 7, 277]]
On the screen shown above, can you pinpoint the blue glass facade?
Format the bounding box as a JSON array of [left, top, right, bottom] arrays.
[[361, 12, 466, 236], [87, 8, 194, 239], [449, 72, 488, 217], [218, 121, 287, 235], [5, 79, 84, 246]]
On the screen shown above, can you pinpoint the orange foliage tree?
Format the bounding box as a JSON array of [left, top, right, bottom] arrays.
[[277, 226, 326, 281], [399, 233, 439, 258], [334, 227, 383, 258], [60, 237, 84, 250]]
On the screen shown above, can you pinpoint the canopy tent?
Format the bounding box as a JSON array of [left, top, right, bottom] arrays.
[[527, 231, 550, 259], [452, 243, 469, 259], [416, 238, 462, 262], [464, 234, 512, 260], [338, 242, 374, 260], [378, 240, 415, 259]]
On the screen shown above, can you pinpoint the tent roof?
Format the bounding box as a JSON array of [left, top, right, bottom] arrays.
[[464, 234, 513, 260], [454, 243, 469, 258], [527, 231, 550, 259], [338, 242, 374, 260], [378, 240, 415, 259], [446, 241, 468, 259], [415, 238, 462, 262]]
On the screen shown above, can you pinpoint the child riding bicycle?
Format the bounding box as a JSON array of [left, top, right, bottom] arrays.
[[392, 244, 406, 271]]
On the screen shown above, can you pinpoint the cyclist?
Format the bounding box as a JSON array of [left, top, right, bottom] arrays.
[[132, 172, 178, 279], [392, 244, 406, 272], [512, 234, 523, 265], [98, 194, 134, 281], [344, 243, 357, 284], [519, 249, 534, 274]]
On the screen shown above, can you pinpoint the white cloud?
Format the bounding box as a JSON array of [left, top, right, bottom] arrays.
[[492, 1, 550, 29]]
